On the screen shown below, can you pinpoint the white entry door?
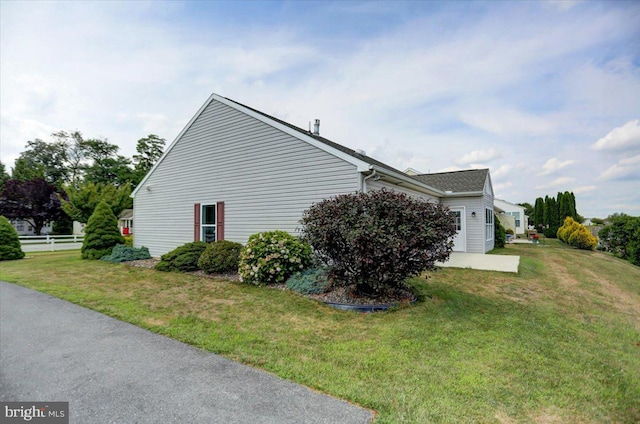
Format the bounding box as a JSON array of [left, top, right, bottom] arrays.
[[450, 207, 466, 252]]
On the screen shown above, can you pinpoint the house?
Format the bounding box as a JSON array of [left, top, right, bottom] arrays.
[[118, 209, 133, 235], [494, 198, 527, 235], [10, 219, 53, 236], [132, 94, 495, 257]]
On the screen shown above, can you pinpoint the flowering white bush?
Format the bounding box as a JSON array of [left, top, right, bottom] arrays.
[[239, 230, 312, 285]]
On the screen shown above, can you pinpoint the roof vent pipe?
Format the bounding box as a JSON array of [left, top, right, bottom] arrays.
[[313, 119, 320, 136]]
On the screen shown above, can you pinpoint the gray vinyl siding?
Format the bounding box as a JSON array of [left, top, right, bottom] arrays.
[[366, 180, 440, 203], [440, 196, 485, 253], [134, 99, 359, 257]]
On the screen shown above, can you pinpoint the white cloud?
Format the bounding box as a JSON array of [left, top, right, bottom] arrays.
[[598, 154, 640, 181], [537, 157, 575, 176], [535, 176, 575, 189], [572, 185, 596, 194], [592, 119, 640, 151], [455, 148, 500, 165], [491, 164, 513, 179]]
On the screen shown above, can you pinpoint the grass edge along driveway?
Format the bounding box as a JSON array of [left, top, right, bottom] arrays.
[[1, 244, 639, 423]]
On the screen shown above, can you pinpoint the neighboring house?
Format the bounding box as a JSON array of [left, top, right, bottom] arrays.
[[132, 93, 495, 257], [494, 199, 527, 235], [10, 219, 53, 236], [118, 209, 133, 235]]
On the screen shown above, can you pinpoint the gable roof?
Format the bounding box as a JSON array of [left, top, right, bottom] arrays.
[[132, 93, 488, 198], [412, 169, 489, 194], [221, 96, 414, 178]]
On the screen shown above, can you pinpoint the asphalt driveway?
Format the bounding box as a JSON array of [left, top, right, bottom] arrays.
[[0, 281, 373, 423]]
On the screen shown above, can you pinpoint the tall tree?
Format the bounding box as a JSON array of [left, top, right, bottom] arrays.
[[544, 196, 560, 238], [132, 134, 165, 186], [14, 139, 69, 188], [60, 181, 132, 223], [51, 130, 89, 188], [0, 178, 64, 235], [0, 162, 10, 193], [11, 156, 45, 181], [82, 138, 133, 186], [534, 197, 544, 230]]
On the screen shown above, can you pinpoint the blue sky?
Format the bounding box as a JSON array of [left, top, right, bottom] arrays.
[[1, 0, 639, 218]]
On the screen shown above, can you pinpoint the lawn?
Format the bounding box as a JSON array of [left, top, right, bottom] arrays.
[[1, 243, 639, 423]]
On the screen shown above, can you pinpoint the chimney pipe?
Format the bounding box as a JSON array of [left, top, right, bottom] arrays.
[[313, 119, 320, 136]]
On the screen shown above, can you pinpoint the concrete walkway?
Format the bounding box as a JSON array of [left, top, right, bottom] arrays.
[[436, 252, 520, 273], [0, 282, 373, 424]]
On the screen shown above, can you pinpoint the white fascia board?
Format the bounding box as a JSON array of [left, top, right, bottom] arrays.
[[212, 94, 372, 172], [369, 165, 445, 197], [131, 93, 219, 197], [442, 191, 484, 198]]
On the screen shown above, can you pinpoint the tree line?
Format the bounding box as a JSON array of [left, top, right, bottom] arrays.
[[531, 191, 581, 238], [0, 132, 165, 234]]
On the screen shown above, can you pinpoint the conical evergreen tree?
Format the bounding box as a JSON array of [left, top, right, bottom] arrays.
[[0, 215, 25, 260], [534, 197, 544, 229], [81, 201, 124, 259]]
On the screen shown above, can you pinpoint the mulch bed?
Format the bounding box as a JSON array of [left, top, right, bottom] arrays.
[[124, 258, 414, 306]]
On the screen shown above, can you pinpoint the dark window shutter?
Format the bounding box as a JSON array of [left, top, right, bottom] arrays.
[[194, 203, 201, 241], [216, 202, 225, 241]]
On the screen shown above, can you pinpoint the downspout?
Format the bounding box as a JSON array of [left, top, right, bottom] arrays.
[[361, 169, 378, 193]]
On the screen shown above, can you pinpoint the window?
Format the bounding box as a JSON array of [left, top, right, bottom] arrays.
[[201, 204, 216, 242], [512, 212, 521, 228], [453, 210, 462, 231], [485, 208, 494, 241]]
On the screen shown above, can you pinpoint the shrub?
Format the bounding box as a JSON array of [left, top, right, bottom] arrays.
[[599, 215, 640, 266], [154, 241, 208, 272], [557, 217, 580, 243], [505, 228, 514, 235], [123, 235, 133, 247], [198, 240, 243, 274], [494, 215, 506, 249], [239, 230, 311, 285], [100, 244, 151, 263], [0, 215, 25, 261], [81, 201, 125, 260], [300, 188, 456, 296], [568, 226, 597, 250], [286, 267, 331, 295]]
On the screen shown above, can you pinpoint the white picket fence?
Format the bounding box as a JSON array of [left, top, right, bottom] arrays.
[[19, 235, 85, 252]]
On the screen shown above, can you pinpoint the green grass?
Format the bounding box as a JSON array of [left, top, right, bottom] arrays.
[[2, 246, 639, 423]]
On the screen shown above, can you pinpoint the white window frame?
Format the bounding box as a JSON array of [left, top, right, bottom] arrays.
[[201, 203, 217, 243], [485, 208, 494, 241]]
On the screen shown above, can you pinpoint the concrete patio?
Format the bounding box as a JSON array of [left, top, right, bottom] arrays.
[[436, 252, 520, 273]]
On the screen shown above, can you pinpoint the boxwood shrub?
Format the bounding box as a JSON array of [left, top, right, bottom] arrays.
[[155, 241, 208, 272], [198, 240, 243, 274]]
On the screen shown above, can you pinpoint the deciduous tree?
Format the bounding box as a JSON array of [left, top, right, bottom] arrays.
[[0, 178, 64, 235]]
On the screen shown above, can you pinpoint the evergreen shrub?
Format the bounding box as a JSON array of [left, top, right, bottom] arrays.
[[100, 244, 151, 263], [239, 230, 311, 285], [81, 201, 125, 259], [198, 240, 243, 274], [0, 215, 25, 261], [494, 215, 506, 249], [568, 226, 598, 250], [286, 267, 331, 295], [155, 241, 208, 272]]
